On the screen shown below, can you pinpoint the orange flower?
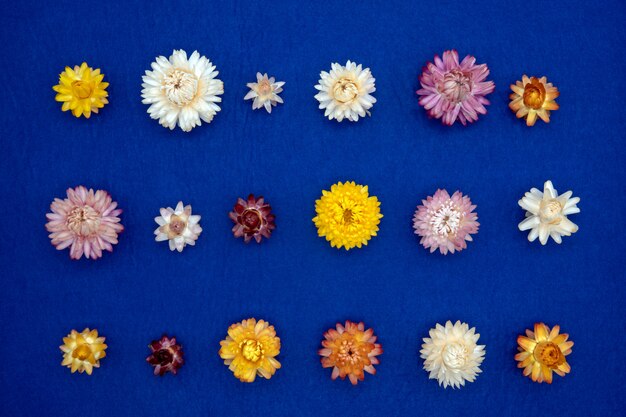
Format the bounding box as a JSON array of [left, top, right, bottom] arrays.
[[509, 75, 559, 126], [515, 323, 573, 384], [319, 320, 382, 385]]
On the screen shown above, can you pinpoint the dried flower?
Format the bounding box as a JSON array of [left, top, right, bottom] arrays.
[[219, 318, 281, 383], [509, 76, 559, 126], [313, 181, 383, 250], [244, 73, 284, 113], [518, 180, 579, 245], [53, 62, 109, 118], [146, 335, 184, 376], [314, 61, 376, 122], [45, 186, 123, 260], [416, 50, 495, 125], [420, 320, 485, 389], [229, 194, 275, 243], [60, 328, 107, 375], [141, 50, 224, 132], [515, 323, 573, 384], [319, 320, 382, 385], [413, 189, 479, 255], [154, 201, 202, 252]]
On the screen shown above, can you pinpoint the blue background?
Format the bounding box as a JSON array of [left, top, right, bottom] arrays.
[[1, 0, 625, 415]]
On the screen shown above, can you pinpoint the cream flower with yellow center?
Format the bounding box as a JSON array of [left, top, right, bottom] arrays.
[[244, 72, 285, 113]]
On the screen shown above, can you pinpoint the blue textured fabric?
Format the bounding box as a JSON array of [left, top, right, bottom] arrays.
[[1, 0, 625, 415]]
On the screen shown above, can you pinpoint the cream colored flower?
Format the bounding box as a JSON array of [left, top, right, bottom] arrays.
[[154, 201, 202, 252], [244, 73, 284, 113]]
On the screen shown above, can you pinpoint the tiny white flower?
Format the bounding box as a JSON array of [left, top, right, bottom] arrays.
[[420, 320, 486, 389], [244, 72, 284, 113], [518, 180, 580, 245], [141, 50, 224, 132], [314, 60, 376, 122], [154, 201, 202, 252]]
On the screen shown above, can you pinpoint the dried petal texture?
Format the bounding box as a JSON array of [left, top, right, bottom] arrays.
[[420, 320, 485, 389], [413, 189, 479, 255], [146, 335, 184, 376], [45, 186, 123, 260], [141, 50, 224, 132], [313, 181, 383, 250], [60, 328, 107, 375], [229, 194, 276, 243], [416, 50, 495, 126], [219, 318, 281, 383], [154, 201, 202, 252], [314, 61, 376, 122], [509, 75, 559, 126], [244, 72, 285, 113], [319, 321, 383, 385], [515, 323, 573, 384], [53, 62, 109, 118], [518, 180, 580, 245]]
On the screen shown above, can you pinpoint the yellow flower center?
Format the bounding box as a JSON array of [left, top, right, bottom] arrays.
[[168, 215, 187, 237], [534, 342, 565, 368], [342, 209, 354, 225], [442, 342, 469, 369], [67, 206, 100, 236], [257, 79, 272, 96], [73, 344, 92, 361], [539, 199, 563, 224], [337, 340, 361, 364], [71, 80, 94, 99], [333, 78, 359, 103], [441, 70, 472, 103], [523, 78, 546, 109], [241, 339, 263, 362], [164, 69, 198, 106]]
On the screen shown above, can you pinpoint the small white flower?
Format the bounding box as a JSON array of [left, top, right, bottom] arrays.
[[420, 320, 486, 389], [244, 73, 284, 113], [154, 201, 202, 252], [141, 50, 224, 132], [314, 60, 376, 122], [518, 180, 580, 245]]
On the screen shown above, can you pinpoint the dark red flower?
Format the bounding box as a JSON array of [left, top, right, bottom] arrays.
[[146, 335, 184, 376], [229, 194, 276, 243]]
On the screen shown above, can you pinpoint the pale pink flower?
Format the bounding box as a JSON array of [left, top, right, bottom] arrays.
[[45, 186, 123, 260], [416, 50, 495, 126], [413, 189, 479, 255]]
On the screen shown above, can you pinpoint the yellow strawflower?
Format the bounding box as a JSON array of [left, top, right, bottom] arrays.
[[60, 328, 107, 375], [53, 62, 109, 118]]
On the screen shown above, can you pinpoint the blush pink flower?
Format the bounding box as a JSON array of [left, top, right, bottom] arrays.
[[413, 189, 479, 255], [45, 186, 123, 260], [416, 50, 495, 126]]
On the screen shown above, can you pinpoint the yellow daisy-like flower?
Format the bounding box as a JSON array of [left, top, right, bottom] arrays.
[[515, 323, 573, 384], [53, 62, 109, 118], [59, 328, 107, 375], [509, 75, 559, 126], [218, 318, 281, 383], [313, 181, 383, 250]]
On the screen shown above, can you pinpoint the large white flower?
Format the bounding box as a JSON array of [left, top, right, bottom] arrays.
[[141, 50, 224, 132], [314, 60, 376, 122], [518, 180, 580, 245], [244, 72, 284, 113], [154, 201, 202, 252], [420, 320, 485, 389]]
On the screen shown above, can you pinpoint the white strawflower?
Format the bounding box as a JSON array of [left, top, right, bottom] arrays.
[[518, 180, 580, 245], [420, 320, 485, 389], [141, 50, 224, 132], [244, 72, 284, 113], [314, 60, 376, 122], [154, 201, 202, 252]]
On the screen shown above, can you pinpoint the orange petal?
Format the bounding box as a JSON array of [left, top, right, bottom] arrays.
[[534, 323, 549, 341], [518, 335, 537, 352]]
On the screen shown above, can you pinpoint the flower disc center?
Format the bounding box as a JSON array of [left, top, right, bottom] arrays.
[[155, 349, 173, 365], [168, 215, 187, 237], [242, 209, 262, 230], [441, 70, 472, 103], [523, 79, 546, 109], [257, 79, 272, 96], [164, 69, 198, 106], [67, 206, 100, 236], [241, 339, 263, 362], [430, 202, 462, 237], [539, 199, 563, 224], [333, 78, 359, 103], [342, 209, 354, 225], [442, 342, 469, 369], [71, 80, 94, 99], [73, 344, 92, 361], [534, 342, 564, 368]]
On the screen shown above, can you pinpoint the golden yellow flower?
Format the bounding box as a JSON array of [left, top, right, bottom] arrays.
[[509, 75, 559, 126], [53, 62, 109, 118], [60, 328, 107, 375], [218, 318, 281, 383], [313, 181, 383, 250], [515, 323, 573, 384]]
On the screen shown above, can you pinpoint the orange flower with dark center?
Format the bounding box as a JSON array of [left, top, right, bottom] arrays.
[[515, 323, 573, 384], [319, 320, 382, 385], [509, 75, 559, 126]]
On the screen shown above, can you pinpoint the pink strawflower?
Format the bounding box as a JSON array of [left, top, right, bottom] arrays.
[[229, 194, 276, 243], [45, 186, 123, 260], [416, 50, 495, 126], [413, 189, 479, 255]]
